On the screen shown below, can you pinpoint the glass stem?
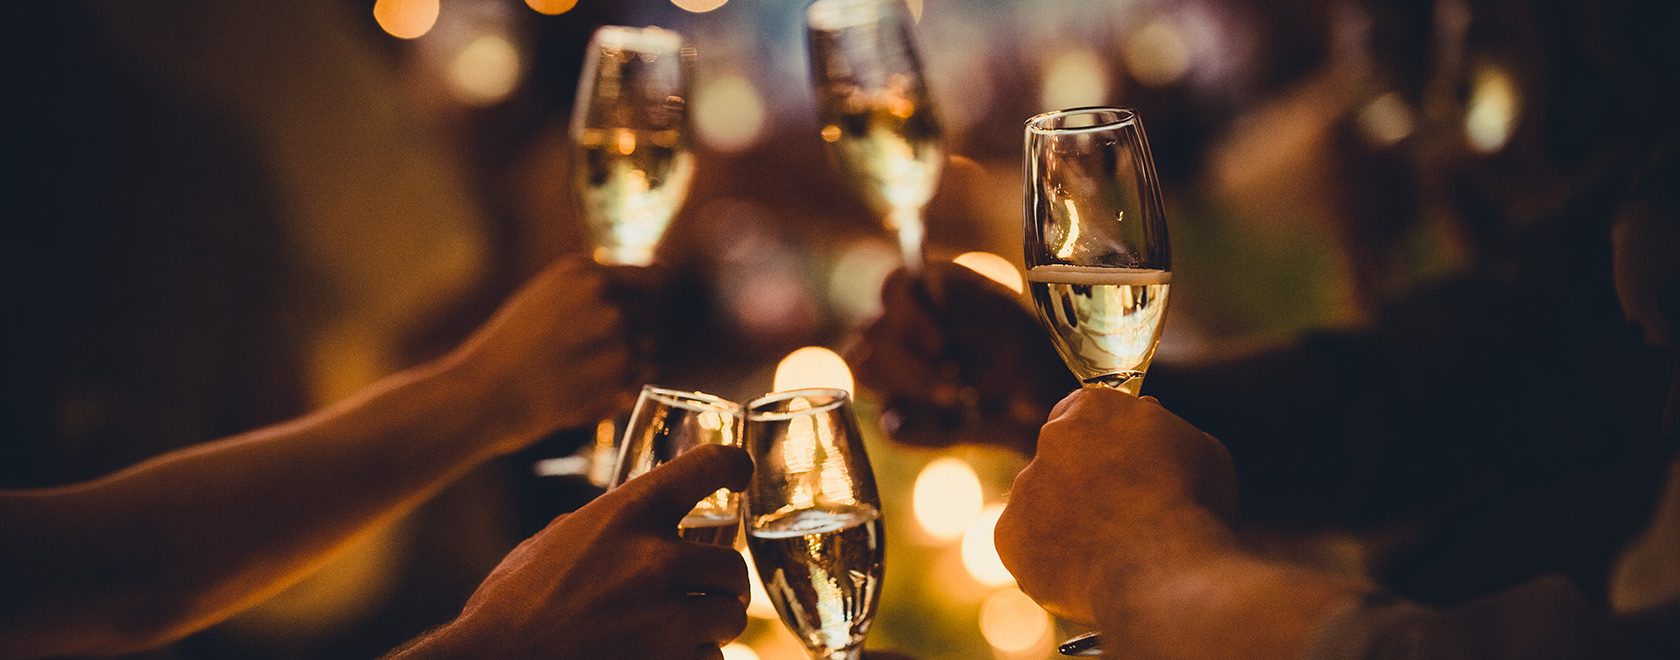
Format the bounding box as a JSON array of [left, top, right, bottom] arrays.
[[890, 207, 925, 275], [1081, 372, 1146, 396], [817, 646, 864, 660]]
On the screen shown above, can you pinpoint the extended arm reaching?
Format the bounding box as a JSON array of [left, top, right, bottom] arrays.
[[0, 257, 639, 658]]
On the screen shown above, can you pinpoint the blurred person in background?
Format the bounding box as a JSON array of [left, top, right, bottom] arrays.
[[854, 0, 1679, 629]]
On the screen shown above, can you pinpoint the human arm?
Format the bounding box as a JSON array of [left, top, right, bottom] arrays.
[[0, 256, 639, 658], [388, 444, 753, 659]]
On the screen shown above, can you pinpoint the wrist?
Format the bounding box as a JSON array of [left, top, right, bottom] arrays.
[[386, 619, 480, 659], [1087, 503, 1239, 611], [406, 352, 525, 462], [1093, 537, 1369, 660]]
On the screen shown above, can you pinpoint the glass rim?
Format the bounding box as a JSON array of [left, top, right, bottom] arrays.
[[591, 24, 686, 53], [746, 388, 851, 421], [639, 385, 742, 415], [1026, 106, 1139, 135]]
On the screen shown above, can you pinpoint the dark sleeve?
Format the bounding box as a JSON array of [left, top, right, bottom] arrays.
[[1306, 576, 1609, 660]]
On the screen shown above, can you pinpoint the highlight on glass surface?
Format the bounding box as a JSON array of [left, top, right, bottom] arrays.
[[571, 25, 695, 266], [806, 0, 945, 272], [743, 388, 885, 660], [609, 386, 744, 546], [1024, 106, 1172, 395]]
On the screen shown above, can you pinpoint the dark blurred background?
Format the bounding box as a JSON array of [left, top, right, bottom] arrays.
[[5, 1, 1677, 658]]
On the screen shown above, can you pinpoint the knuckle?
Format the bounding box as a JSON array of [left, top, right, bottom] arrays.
[[688, 443, 730, 462], [721, 604, 748, 638]]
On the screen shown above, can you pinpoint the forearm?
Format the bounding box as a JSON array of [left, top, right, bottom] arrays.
[[1094, 541, 1366, 660], [0, 353, 512, 656]]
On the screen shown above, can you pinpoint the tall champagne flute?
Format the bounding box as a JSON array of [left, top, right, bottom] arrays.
[[1025, 107, 1171, 395], [1025, 108, 1170, 656], [572, 25, 694, 267], [744, 389, 885, 660], [561, 26, 693, 483], [806, 0, 944, 272], [609, 386, 744, 546]]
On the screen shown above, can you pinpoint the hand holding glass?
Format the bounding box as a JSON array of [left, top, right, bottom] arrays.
[[1026, 107, 1171, 656], [609, 386, 743, 546], [563, 26, 693, 483]]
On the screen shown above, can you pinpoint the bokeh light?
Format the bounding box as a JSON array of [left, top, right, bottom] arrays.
[[695, 73, 769, 153], [1040, 49, 1110, 112], [446, 33, 523, 107], [523, 0, 578, 15], [978, 587, 1053, 656], [373, 0, 439, 40], [1125, 21, 1192, 87], [773, 346, 855, 395], [953, 251, 1024, 294], [674, 0, 730, 13], [961, 503, 1014, 586], [1465, 64, 1521, 153], [912, 457, 985, 541], [1357, 92, 1415, 148], [827, 239, 899, 324]]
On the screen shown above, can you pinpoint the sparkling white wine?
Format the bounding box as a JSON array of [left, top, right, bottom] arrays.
[[820, 104, 943, 224], [747, 505, 884, 657], [1028, 265, 1171, 394], [679, 511, 740, 547], [573, 127, 694, 265]]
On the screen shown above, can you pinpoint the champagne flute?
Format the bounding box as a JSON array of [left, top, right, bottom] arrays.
[[1024, 107, 1171, 656], [571, 25, 694, 267], [557, 26, 693, 483], [609, 386, 744, 546], [744, 389, 885, 660], [806, 0, 944, 273], [1025, 107, 1171, 395]]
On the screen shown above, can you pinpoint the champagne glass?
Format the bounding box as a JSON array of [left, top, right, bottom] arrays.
[[609, 386, 744, 546], [558, 26, 693, 483], [744, 389, 885, 660], [571, 25, 694, 267], [1025, 107, 1171, 395], [1025, 107, 1171, 657], [806, 0, 944, 273]]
